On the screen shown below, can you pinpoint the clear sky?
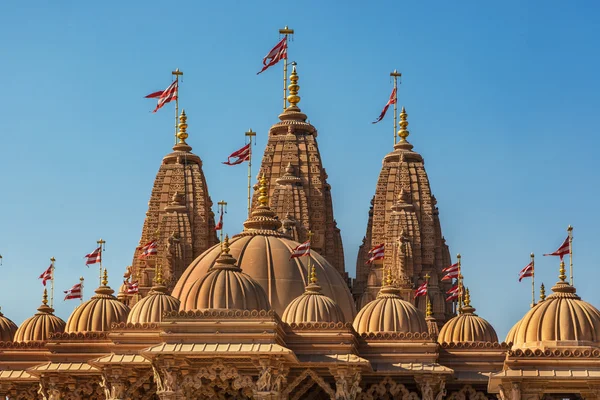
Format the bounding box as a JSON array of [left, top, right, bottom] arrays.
[[0, 0, 599, 339]]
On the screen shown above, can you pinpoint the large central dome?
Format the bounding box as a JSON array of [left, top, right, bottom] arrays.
[[172, 177, 356, 321]]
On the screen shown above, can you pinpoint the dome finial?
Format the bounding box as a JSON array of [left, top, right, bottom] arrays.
[[42, 288, 48, 306], [102, 268, 108, 286], [559, 259, 567, 282], [222, 234, 231, 254], [258, 174, 269, 207], [426, 296, 433, 317], [384, 266, 394, 286], [155, 264, 163, 285], [309, 263, 318, 285], [177, 109, 189, 145], [464, 287, 471, 307], [397, 106, 410, 143], [539, 283, 546, 301], [286, 62, 300, 108]]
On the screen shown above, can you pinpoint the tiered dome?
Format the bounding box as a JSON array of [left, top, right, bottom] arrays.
[[127, 266, 180, 324], [506, 263, 600, 349], [173, 177, 356, 320], [65, 270, 130, 333], [282, 265, 345, 324], [0, 307, 17, 342], [14, 289, 66, 342], [438, 288, 498, 344], [353, 270, 428, 335], [178, 236, 270, 311]]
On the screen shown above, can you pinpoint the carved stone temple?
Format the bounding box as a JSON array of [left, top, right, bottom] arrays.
[[1, 66, 599, 400]]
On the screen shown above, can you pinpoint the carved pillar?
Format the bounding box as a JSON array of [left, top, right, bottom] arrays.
[[152, 361, 181, 400], [415, 376, 447, 400], [100, 368, 129, 400], [38, 377, 63, 400], [330, 367, 362, 400], [253, 359, 288, 400]]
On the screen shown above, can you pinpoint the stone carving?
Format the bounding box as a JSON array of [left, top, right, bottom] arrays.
[[282, 369, 335, 399], [100, 375, 127, 400], [421, 381, 434, 400], [256, 366, 273, 392], [447, 385, 490, 400], [335, 371, 362, 400], [358, 377, 419, 400], [435, 381, 447, 400]]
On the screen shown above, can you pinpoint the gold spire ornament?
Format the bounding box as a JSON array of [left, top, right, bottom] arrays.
[[398, 106, 410, 143], [258, 174, 269, 207], [539, 283, 546, 302], [390, 70, 402, 145], [309, 264, 318, 285], [464, 287, 471, 308], [155, 264, 163, 286], [102, 268, 108, 287], [222, 234, 231, 254], [384, 266, 394, 286], [559, 259, 567, 282], [42, 288, 48, 306], [177, 110, 189, 145], [286, 62, 300, 109], [426, 296, 433, 317], [278, 26, 294, 111]]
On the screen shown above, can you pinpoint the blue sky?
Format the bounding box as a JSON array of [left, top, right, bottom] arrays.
[[0, 1, 599, 339]]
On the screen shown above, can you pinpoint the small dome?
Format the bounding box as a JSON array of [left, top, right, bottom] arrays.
[[128, 268, 180, 324], [506, 267, 600, 349], [179, 236, 270, 311], [65, 270, 130, 333], [353, 279, 428, 335], [14, 290, 66, 342], [0, 308, 17, 342], [282, 267, 345, 324], [438, 289, 497, 344]]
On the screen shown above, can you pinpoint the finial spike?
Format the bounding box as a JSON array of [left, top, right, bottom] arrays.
[[559, 260, 566, 282], [286, 62, 300, 108], [102, 268, 108, 286], [384, 266, 393, 286], [310, 264, 318, 284], [177, 109, 189, 145], [540, 283, 546, 301], [258, 175, 269, 207], [426, 296, 433, 317], [222, 234, 231, 254], [464, 287, 471, 307], [397, 106, 410, 142], [42, 288, 48, 305], [155, 264, 163, 285]]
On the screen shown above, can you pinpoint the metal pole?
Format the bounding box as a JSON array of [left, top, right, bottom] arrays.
[[172, 68, 183, 144], [531, 253, 535, 308], [390, 70, 401, 145], [245, 129, 256, 217], [97, 238, 106, 286], [50, 257, 56, 309], [568, 225, 574, 285], [279, 26, 294, 111]]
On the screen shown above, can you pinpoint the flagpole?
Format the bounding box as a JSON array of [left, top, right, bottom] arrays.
[[80, 276, 85, 304], [307, 230, 314, 279], [279, 26, 294, 111], [390, 70, 401, 146], [50, 257, 56, 309], [568, 225, 573, 285], [217, 200, 227, 247], [457, 253, 463, 313], [172, 69, 184, 145], [97, 238, 106, 286], [530, 253, 535, 308], [245, 129, 256, 217], [424, 272, 431, 314]]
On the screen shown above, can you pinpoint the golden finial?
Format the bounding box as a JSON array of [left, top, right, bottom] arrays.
[[559, 260, 566, 282], [397, 106, 410, 142], [222, 234, 231, 254], [155, 264, 163, 285], [309, 264, 318, 284], [287, 62, 300, 107], [426, 296, 433, 317], [464, 287, 471, 307], [258, 174, 269, 207], [50, 256, 56, 263], [177, 109, 189, 145], [540, 283, 546, 301], [384, 266, 393, 286], [42, 288, 48, 305], [102, 268, 108, 286]]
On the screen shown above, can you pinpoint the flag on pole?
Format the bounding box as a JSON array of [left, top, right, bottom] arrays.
[[146, 80, 178, 113], [414, 282, 428, 298], [64, 283, 83, 300], [84, 247, 102, 267], [257, 37, 288, 75], [127, 281, 139, 294], [441, 269, 460, 281], [442, 262, 459, 273], [366, 243, 385, 264], [372, 88, 397, 124], [446, 285, 460, 301], [138, 241, 158, 259], [222, 143, 251, 166], [290, 240, 311, 259], [215, 208, 224, 231], [518, 262, 534, 282], [543, 236, 570, 260], [39, 264, 53, 286]]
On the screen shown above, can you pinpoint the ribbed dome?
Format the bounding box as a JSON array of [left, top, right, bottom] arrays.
[[437, 292, 497, 344], [14, 291, 65, 342], [282, 268, 345, 324], [65, 271, 130, 333], [173, 197, 356, 320], [178, 236, 270, 311], [353, 284, 428, 335], [506, 277, 600, 349], [128, 272, 180, 324], [0, 309, 17, 342]]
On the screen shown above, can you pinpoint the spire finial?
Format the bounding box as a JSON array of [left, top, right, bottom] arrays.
[[42, 288, 48, 305], [102, 268, 108, 286], [540, 283, 546, 301], [397, 106, 410, 142], [155, 264, 163, 285], [309, 264, 318, 284], [559, 259, 566, 282], [177, 109, 189, 145], [222, 234, 231, 254], [258, 174, 269, 207], [286, 62, 300, 108], [464, 287, 471, 307], [426, 296, 433, 317], [384, 266, 394, 286]]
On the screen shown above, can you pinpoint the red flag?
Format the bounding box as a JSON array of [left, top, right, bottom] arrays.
[[64, 283, 83, 300], [442, 262, 459, 273], [290, 240, 311, 259], [222, 143, 251, 166], [257, 37, 288, 75], [366, 243, 385, 264], [127, 281, 139, 294], [147, 80, 178, 113], [518, 262, 534, 282], [441, 269, 459, 281], [84, 247, 102, 267], [446, 285, 460, 295], [39, 264, 53, 287], [138, 241, 158, 259], [414, 282, 428, 298], [543, 236, 570, 260], [446, 291, 459, 302], [215, 208, 223, 231], [372, 88, 397, 124]]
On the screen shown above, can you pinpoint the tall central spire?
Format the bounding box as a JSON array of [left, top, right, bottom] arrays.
[[253, 63, 346, 277]]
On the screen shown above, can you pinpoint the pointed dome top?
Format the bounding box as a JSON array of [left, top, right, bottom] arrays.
[[0, 307, 17, 342], [65, 269, 130, 333], [163, 109, 200, 164], [241, 175, 283, 234], [14, 289, 66, 342], [279, 62, 308, 123], [438, 288, 498, 344], [127, 265, 180, 324], [506, 260, 600, 349]]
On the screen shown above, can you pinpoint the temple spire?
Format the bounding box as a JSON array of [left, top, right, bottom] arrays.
[[397, 106, 410, 143], [286, 62, 300, 109]]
